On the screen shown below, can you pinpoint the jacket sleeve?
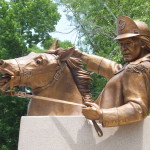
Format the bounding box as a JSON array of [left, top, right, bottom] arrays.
[[101, 69, 149, 127], [81, 53, 122, 79]]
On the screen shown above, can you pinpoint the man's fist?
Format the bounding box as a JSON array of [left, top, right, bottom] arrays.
[[82, 102, 102, 122]]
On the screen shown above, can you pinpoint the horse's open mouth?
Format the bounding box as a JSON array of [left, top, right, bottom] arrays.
[[0, 73, 12, 91]]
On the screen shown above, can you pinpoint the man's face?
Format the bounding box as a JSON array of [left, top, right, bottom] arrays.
[[119, 38, 142, 62]]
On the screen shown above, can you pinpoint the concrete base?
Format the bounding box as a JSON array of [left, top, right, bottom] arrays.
[[18, 116, 150, 150]]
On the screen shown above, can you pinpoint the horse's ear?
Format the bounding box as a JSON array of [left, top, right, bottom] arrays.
[[59, 47, 75, 61], [28, 52, 36, 56], [48, 40, 58, 50]]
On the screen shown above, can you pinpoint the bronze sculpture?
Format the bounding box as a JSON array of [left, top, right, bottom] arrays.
[[74, 16, 150, 127], [0, 45, 93, 116], [0, 42, 103, 136], [0, 15, 149, 131]]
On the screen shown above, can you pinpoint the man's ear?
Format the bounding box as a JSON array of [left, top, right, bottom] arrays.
[[59, 47, 75, 61]]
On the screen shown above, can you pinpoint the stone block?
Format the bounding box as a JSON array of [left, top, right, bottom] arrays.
[[18, 116, 150, 150]]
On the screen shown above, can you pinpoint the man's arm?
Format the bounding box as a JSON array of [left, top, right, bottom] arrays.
[[82, 69, 149, 127], [74, 51, 122, 79], [101, 71, 149, 127]]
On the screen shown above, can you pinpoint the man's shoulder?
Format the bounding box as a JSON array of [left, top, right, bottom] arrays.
[[125, 54, 150, 74], [129, 54, 150, 65], [114, 54, 150, 75], [125, 63, 149, 74]]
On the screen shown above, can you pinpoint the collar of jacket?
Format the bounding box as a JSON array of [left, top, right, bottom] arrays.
[[129, 53, 150, 65], [114, 54, 150, 75]]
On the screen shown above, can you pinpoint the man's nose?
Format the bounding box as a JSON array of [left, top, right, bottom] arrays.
[[121, 44, 128, 51]]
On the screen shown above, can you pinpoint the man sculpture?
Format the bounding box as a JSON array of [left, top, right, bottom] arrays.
[[74, 16, 150, 127]]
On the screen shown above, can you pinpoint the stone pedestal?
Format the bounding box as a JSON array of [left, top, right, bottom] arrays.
[[18, 116, 150, 150]]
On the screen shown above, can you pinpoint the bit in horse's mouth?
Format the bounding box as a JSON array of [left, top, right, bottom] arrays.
[[0, 73, 11, 89]]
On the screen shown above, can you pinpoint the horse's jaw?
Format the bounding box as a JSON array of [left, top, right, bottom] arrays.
[[0, 67, 15, 91]]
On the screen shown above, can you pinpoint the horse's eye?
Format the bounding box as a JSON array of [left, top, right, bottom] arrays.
[[35, 59, 42, 65]]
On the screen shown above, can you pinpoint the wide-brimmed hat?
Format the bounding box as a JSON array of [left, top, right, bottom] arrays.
[[115, 16, 150, 40]]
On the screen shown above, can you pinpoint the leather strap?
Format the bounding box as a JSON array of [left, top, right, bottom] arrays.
[[4, 91, 85, 107], [14, 57, 67, 93], [82, 97, 103, 137], [33, 62, 66, 92], [92, 120, 103, 137]]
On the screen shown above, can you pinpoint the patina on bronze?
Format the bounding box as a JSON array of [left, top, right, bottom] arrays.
[[74, 16, 150, 127]]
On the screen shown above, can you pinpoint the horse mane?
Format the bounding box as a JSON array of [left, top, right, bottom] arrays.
[[66, 57, 93, 101], [45, 45, 93, 101]]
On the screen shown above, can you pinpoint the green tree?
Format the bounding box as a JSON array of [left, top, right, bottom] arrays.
[[0, 0, 60, 58], [0, 0, 60, 149], [56, 0, 150, 98], [57, 0, 150, 56], [41, 36, 73, 49], [28, 40, 73, 53]]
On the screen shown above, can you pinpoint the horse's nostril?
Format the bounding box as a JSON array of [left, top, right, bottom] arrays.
[[0, 60, 4, 65]]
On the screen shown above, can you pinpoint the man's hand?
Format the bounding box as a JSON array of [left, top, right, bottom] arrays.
[[82, 102, 102, 122], [72, 49, 83, 59], [46, 48, 83, 59]]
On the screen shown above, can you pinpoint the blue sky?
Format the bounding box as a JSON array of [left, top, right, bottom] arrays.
[[50, 5, 78, 46]]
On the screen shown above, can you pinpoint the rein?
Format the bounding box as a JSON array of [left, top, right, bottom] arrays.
[[4, 91, 85, 107]]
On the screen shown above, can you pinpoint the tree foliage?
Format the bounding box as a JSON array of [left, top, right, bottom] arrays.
[[57, 0, 150, 58], [0, 0, 60, 149], [0, 0, 60, 58], [41, 36, 73, 49], [56, 0, 150, 99], [0, 96, 29, 150]]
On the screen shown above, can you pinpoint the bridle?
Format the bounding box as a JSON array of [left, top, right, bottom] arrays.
[[14, 55, 67, 93], [33, 62, 66, 93]]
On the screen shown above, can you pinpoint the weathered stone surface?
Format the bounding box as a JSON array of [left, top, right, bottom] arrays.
[[18, 116, 150, 150]]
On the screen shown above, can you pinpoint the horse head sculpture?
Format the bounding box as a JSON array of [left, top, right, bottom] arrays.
[[0, 42, 92, 116]]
